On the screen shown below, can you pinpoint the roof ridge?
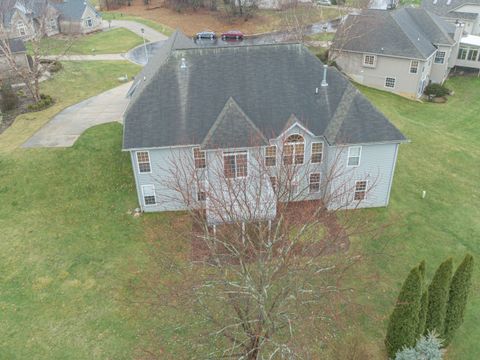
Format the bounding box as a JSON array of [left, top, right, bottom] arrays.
[[201, 97, 268, 148], [391, 8, 431, 59], [323, 86, 358, 143]]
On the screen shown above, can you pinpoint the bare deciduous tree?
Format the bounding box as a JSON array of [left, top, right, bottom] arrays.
[[130, 134, 386, 358], [0, 0, 73, 102]]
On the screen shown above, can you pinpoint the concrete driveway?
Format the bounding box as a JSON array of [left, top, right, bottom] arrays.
[[22, 82, 132, 148], [103, 20, 167, 42]]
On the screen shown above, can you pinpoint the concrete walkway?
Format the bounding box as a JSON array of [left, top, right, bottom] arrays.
[[42, 54, 126, 61], [22, 82, 132, 148], [103, 19, 167, 42]]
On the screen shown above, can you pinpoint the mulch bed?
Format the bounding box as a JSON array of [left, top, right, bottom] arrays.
[[190, 200, 350, 263], [0, 86, 36, 135]]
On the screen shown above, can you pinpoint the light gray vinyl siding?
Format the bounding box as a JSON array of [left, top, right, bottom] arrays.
[[325, 142, 399, 210], [129, 123, 401, 216], [131, 146, 194, 212]]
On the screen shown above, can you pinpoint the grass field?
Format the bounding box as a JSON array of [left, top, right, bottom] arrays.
[[31, 28, 144, 55], [0, 61, 140, 152], [354, 77, 480, 358], [0, 68, 478, 357]]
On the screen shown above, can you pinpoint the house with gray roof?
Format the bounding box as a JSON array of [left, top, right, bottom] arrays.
[[0, 38, 30, 80], [422, 0, 480, 35], [1, 0, 60, 39], [1, 0, 101, 39], [123, 31, 407, 223], [51, 0, 102, 35], [331, 8, 463, 99]]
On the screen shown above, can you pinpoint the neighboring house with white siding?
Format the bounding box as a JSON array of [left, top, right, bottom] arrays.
[[122, 31, 407, 224], [330, 8, 463, 99], [52, 0, 102, 35]]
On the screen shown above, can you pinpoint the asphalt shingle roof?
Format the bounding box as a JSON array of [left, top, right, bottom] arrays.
[[333, 8, 455, 60], [123, 33, 406, 150], [422, 0, 480, 18], [0, 38, 27, 55], [52, 0, 97, 21]]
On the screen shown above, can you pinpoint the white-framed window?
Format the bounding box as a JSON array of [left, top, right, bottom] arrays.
[[311, 142, 323, 163], [270, 176, 277, 192], [17, 21, 27, 36], [283, 134, 304, 165], [142, 184, 156, 206], [467, 48, 478, 61], [434, 51, 446, 64], [409, 60, 419, 74], [363, 54, 376, 67], [290, 177, 299, 195], [265, 145, 277, 167], [309, 173, 320, 193], [458, 47, 467, 60], [347, 146, 362, 167], [385, 77, 396, 89], [224, 151, 248, 179], [86, 17, 93, 27], [354, 180, 367, 201], [193, 147, 206, 169], [136, 151, 151, 173]]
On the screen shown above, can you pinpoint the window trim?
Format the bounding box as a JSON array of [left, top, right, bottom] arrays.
[[384, 76, 396, 89], [141, 184, 157, 207], [354, 180, 368, 201], [283, 133, 305, 165], [409, 60, 419, 74], [136, 150, 152, 174], [467, 48, 478, 61], [17, 20, 27, 36], [434, 51, 446, 64], [265, 145, 277, 167], [347, 146, 362, 168], [86, 17, 93, 27], [311, 142, 323, 164], [223, 150, 249, 179], [458, 47, 468, 60], [193, 147, 206, 169], [309, 173, 321, 193], [363, 54, 376, 68]]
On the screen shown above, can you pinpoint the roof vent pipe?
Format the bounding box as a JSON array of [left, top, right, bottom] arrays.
[[180, 57, 187, 69], [321, 64, 328, 87]]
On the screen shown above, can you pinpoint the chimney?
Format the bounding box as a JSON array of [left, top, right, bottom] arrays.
[[321, 64, 328, 87]]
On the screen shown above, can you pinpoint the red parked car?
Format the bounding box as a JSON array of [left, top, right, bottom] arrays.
[[221, 30, 244, 40]]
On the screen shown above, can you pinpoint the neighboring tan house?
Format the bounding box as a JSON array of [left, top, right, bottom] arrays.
[[1, 0, 101, 38], [51, 0, 102, 35], [422, 0, 480, 35], [123, 31, 407, 224], [1, 0, 60, 40], [0, 38, 30, 80], [331, 8, 463, 99]]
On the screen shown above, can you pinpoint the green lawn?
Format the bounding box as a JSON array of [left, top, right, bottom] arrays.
[[32, 28, 144, 55], [352, 77, 480, 358], [0, 61, 140, 152], [0, 66, 478, 357], [101, 12, 174, 36]]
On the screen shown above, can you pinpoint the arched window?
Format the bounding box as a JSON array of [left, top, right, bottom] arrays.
[[283, 134, 304, 165]]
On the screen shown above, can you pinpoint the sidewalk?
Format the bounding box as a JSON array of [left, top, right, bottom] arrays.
[[103, 20, 167, 42], [42, 54, 126, 61]]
